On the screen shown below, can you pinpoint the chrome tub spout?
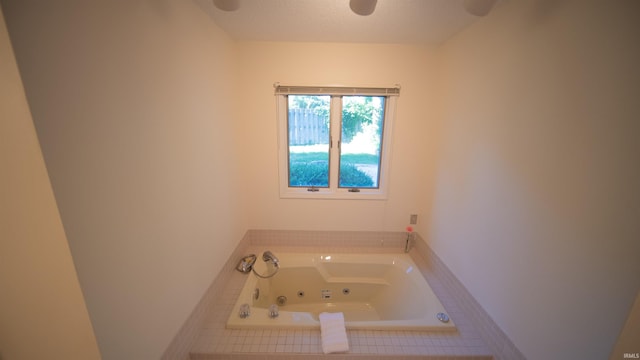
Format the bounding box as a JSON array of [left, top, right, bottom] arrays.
[[262, 251, 279, 268]]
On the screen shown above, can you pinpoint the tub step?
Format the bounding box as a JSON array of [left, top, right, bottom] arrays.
[[323, 276, 390, 285]]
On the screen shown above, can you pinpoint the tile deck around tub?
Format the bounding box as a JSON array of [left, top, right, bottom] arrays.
[[189, 246, 493, 359]]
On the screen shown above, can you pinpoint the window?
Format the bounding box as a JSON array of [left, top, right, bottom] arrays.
[[276, 85, 399, 199]]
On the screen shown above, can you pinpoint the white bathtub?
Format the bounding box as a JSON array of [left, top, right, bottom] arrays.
[[226, 253, 456, 331]]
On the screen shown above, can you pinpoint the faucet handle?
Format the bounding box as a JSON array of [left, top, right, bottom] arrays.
[[239, 303, 250, 318], [268, 304, 279, 318]]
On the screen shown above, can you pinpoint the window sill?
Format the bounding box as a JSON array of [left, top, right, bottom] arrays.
[[279, 187, 388, 200]]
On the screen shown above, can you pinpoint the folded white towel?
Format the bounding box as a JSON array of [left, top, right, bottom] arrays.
[[319, 312, 349, 354]]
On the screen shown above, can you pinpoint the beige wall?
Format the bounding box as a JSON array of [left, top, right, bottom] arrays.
[[0, 5, 101, 360], [2, 0, 246, 359], [431, 1, 640, 359], [238, 41, 439, 232]]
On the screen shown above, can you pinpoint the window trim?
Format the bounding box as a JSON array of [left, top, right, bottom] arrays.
[[276, 85, 399, 200]]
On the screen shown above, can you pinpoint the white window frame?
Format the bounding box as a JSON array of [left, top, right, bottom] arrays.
[[275, 85, 399, 200]]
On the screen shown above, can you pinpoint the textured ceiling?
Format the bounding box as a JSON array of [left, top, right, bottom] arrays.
[[195, 0, 487, 45]]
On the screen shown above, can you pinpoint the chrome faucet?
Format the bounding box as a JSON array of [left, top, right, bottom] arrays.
[[262, 251, 279, 268]]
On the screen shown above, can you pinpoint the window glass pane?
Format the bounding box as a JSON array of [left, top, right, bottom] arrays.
[[288, 95, 331, 187], [339, 96, 385, 188]]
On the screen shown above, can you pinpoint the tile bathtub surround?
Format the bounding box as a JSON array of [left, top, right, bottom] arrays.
[[245, 229, 408, 250], [168, 229, 525, 359], [190, 244, 493, 359], [186, 230, 495, 359]]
